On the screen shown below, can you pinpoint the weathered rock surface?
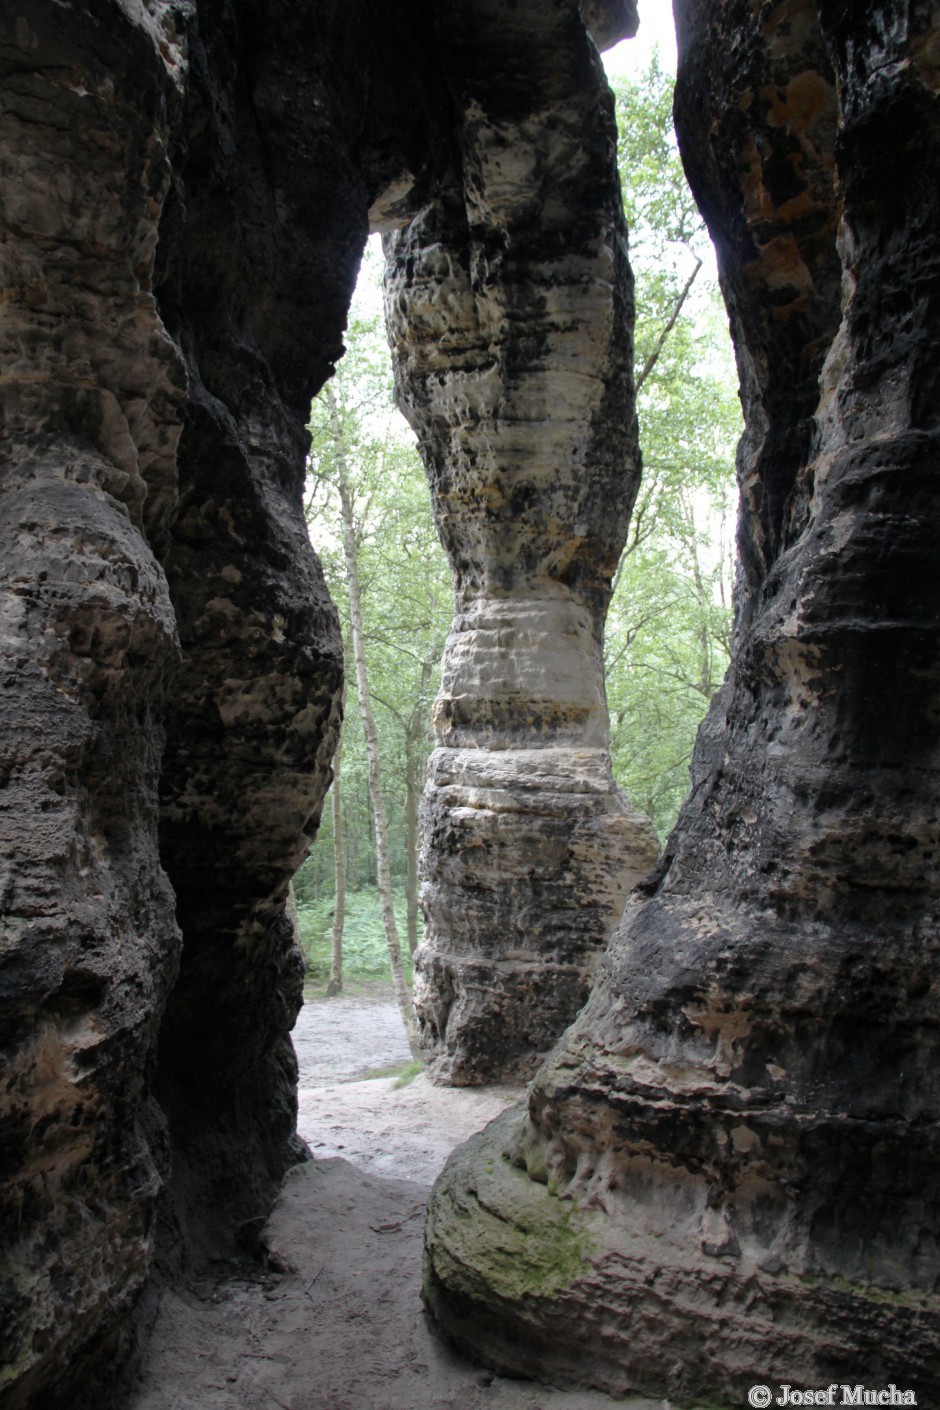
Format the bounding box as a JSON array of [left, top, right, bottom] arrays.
[[5, 0, 940, 1404], [384, 0, 659, 1085], [0, 0, 373, 1399], [148, 0, 358, 1266], [0, 7, 187, 1402], [422, 1, 940, 1401], [6, 0, 640, 1398]]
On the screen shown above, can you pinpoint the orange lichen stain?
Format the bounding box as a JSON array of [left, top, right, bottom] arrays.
[[759, 0, 818, 50], [746, 233, 814, 304], [738, 68, 836, 266], [740, 137, 781, 226], [765, 70, 837, 140], [9, 1019, 102, 1190], [742, 137, 829, 231]]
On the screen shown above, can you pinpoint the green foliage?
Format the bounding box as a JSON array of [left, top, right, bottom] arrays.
[[304, 242, 452, 897], [605, 55, 741, 839], [392, 1060, 424, 1088], [296, 885, 420, 990], [352, 1059, 425, 1085]]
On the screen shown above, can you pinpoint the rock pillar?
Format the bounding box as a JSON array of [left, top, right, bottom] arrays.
[[384, 0, 659, 1086], [0, 6, 186, 1401], [148, 0, 353, 1262], [420, 1, 940, 1400]]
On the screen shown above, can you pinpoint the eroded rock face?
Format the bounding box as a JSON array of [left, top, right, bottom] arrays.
[[145, 0, 477, 1262], [0, 8, 187, 1401], [148, 0, 359, 1266], [6, 0, 617, 1397], [422, 1, 940, 1399], [5, 0, 939, 1404], [384, 0, 659, 1086], [0, 0, 366, 1398]]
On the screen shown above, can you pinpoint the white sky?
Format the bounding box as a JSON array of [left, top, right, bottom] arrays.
[[602, 3, 677, 79]]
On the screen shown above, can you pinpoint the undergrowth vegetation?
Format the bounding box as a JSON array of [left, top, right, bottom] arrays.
[[297, 885, 417, 993]]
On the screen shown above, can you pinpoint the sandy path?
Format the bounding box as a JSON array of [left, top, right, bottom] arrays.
[[124, 993, 659, 1410], [293, 992, 525, 1184], [290, 990, 415, 1086]]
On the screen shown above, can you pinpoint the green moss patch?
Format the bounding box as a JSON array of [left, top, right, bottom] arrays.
[[428, 1116, 595, 1304]]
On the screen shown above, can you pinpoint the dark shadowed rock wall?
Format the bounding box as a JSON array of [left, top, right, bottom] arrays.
[[383, 0, 660, 1086], [421, 1, 940, 1401], [0, 0, 441, 1401], [0, 7, 189, 1402], [150, 0, 357, 1267], [147, 0, 482, 1258]]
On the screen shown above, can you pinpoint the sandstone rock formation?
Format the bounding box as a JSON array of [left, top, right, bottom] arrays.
[[384, 0, 659, 1086], [0, 0, 358, 1400], [422, 1, 940, 1401], [3, 0, 939, 1405], [1, 1, 643, 1401], [0, 9, 191, 1401]]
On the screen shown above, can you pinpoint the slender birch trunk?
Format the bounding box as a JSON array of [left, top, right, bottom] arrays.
[[403, 655, 432, 956], [404, 726, 419, 957], [326, 386, 420, 1057], [326, 698, 346, 996]]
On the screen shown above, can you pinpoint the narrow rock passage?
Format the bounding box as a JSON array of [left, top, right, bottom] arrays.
[[125, 995, 656, 1410]]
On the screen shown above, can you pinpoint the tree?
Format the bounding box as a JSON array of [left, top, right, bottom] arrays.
[[326, 670, 346, 996], [324, 380, 418, 1052], [604, 57, 741, 838], [304, 271, 451, 1020]]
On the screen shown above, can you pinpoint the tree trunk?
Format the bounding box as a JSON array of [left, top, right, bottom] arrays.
[[404, 727, 419, 956], [326, 386, 420, 1057], [326, 699, 346, 997], [684, 493, 715, 699], [285, 880, 302, 951], [403, 655, 432, 957]]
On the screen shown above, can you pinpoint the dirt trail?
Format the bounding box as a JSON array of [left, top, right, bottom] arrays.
[[293, 991, 525, 1184], [124, 993, 659, 1410]]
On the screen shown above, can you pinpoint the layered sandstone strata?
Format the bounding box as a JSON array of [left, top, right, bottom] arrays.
[[0, 0, 355, 1398], [385, 0, 659, 1085], [0, 8, 187, 1400], [5, 0, 938, 1404], [3, 1, 644, 1398], [422, 1, 940, 1399]]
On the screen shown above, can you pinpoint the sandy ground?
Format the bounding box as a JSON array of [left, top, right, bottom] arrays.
[[124, 992, 662, 1410], [293, 991, 525, 1184]]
